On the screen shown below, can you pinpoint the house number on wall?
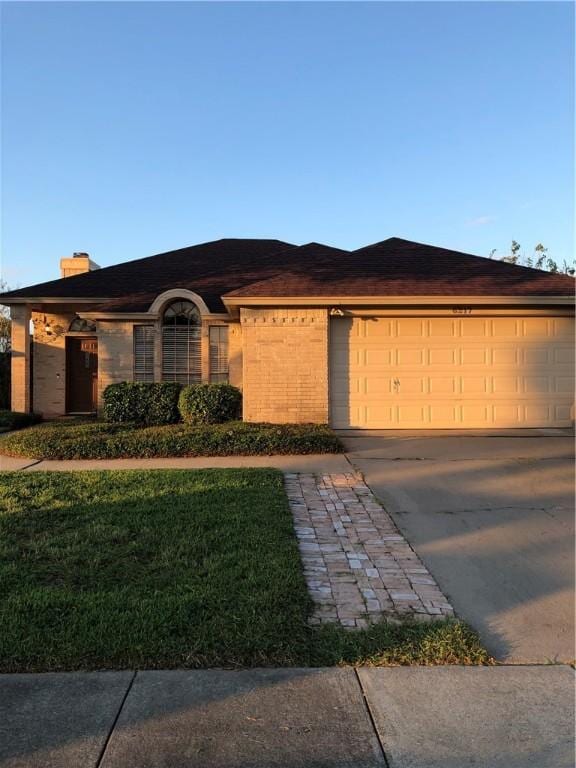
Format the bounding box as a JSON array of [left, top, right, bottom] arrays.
[[452, 307, 473, 314]]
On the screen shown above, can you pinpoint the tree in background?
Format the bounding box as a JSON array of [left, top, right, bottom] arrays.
[[0, 279, 10, 353], [0, 279, 10, 408], [492, 242, 575, 276]]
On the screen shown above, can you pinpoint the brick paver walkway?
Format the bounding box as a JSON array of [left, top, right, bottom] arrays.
[[285, 472, 454, 628]]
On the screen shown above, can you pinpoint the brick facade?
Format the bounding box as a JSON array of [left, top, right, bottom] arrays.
[[241, 307, 329, 424], [31, 311, 75, 416], [97, 320, 135, 409], [11, 305, 329, 423], [228, 322, 242, 388]]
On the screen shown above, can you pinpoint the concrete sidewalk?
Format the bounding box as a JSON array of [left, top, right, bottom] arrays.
[[0, 453, 352, 474], [1, 666, 573, 768]]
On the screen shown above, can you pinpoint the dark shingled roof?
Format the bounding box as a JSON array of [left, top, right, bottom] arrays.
[[0, 239, 299, 313], [224, 238, 575, 298], [1, 237, 573, 312]]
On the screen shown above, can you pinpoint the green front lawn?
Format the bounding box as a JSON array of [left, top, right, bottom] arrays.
[[0, 420, 342, 459], [0, 470, 491, 671]]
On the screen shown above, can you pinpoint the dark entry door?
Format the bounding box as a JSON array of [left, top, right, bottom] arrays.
[[66, 337, 98, 413]]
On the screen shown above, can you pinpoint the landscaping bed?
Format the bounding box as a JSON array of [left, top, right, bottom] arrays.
[[0, 469, 491, 671], [0, 410, 41, 434], [0, 420, 343, 459]]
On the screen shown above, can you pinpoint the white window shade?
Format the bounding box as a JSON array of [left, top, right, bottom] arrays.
[[162, 325, 201, 385], [133, 325, 155, 382], [209, 326, 229, 383]]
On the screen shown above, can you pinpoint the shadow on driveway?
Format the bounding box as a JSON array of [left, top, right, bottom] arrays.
[[343, 431, 575, 662]]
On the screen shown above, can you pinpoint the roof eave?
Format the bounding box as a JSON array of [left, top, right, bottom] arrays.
[[223, 294, 575, 308], [0, 296, 111, 305]]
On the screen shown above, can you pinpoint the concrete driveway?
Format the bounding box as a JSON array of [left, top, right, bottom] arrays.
[[342, 429, 575, 663]]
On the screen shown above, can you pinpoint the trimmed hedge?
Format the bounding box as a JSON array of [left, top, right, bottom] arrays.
[[103, 382, 181, 425], [0, 420, 343, 459], [179, 384, 242, 425], [0, 410, 41, 432]]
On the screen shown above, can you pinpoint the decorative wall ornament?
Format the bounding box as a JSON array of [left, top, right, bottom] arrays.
[[33, 315, 66, 338], [69, 317, 97, 333]]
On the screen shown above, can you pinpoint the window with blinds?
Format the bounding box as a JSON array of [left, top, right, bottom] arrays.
[[161, 300, 202, 385], [209, 326, 229, 383], [133, 325, 155, 382]]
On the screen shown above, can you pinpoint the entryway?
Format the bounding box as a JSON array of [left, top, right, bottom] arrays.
[[66, 337, 98, 413]]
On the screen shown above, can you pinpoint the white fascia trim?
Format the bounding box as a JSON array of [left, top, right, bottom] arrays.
[[223, 295, 575, 308], [79, 312, 155, 320], [79, 311, 230, 321]]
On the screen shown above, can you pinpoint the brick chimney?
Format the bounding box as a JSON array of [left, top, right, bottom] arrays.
[[60, 252, 100, 278]]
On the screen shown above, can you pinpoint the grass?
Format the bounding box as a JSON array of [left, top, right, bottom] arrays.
[[0, 470, 491, 672], [0, 420, 342, 459]]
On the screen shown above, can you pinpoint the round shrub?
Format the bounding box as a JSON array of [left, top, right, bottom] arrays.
[[178, 384, 242, 425], [103, 382, 182, 425]]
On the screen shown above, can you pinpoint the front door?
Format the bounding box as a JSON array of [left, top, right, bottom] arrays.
[[66, 337, 98, 413]]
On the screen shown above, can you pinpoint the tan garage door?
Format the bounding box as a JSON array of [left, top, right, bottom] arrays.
[[330, 315, 575, 429]]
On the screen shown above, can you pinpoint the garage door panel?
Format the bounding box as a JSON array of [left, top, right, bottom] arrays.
[[526, 403, 553, 421], [460, 319, 488, 337], [492, 348, 520, 365], [363, 377, 390, 395], [396, 319, 426, 337], [429, 319, 454, 336], [522, 318, 551, 337], [365, 318, 392, 337], [524, 348, 550, 365], [555, 377, 575, 393], [461, 376, 489, 394], [461, 348, 487, 365], [556, 404, 572, 421], [461, 404, 490, 424], [554, 347, 575, 365], [330, 315, 575, 429], [429, 348, 457, 365], [491, 319, 519, 336], [428, 377, 457, 395], [428, 404, 460, 424], [492, 404, 521, 424], [365, 405, 395, 424], [398, 348, 424, 365], [522, 376, 552, 394], [365, 349, 393, 365], [403, 378, 427, 395], [492, 376, 520, 395]]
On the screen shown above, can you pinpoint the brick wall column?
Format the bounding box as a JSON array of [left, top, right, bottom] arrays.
[[228, 322, 243, 388], [31, 311, 73, 417], [10, 305, 31, 412], [97, 321, 135, 411], [241, 307, 329, 424]]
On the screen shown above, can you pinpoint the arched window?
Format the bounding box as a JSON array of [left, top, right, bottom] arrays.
[[69, 317, 96, 333], [161, 299, 201, 384]]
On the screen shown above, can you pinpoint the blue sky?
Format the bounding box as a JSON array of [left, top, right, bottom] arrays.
[[1, 1, 573, 287]]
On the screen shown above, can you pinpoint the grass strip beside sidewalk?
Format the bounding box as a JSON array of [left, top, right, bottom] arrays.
[[0, 469, 491, 671]]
